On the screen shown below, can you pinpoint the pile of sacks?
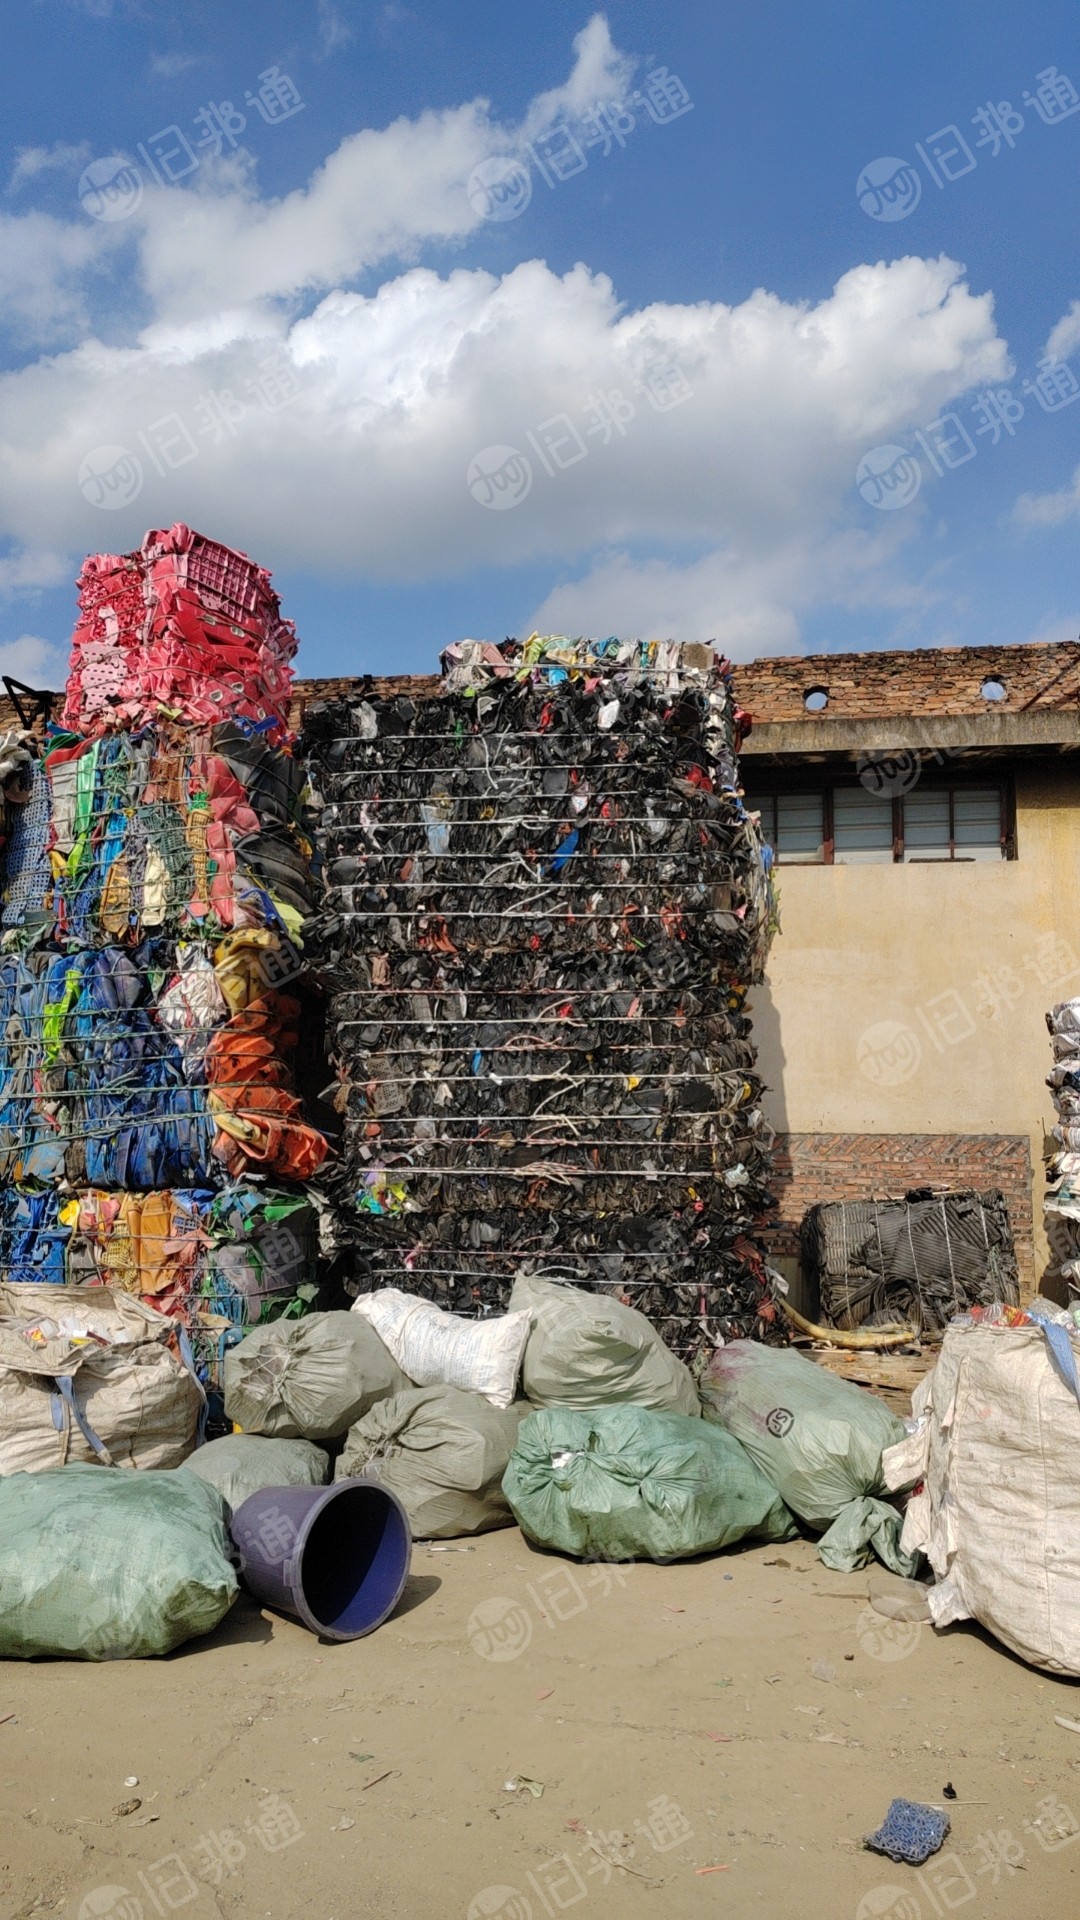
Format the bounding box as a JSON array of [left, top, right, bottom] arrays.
[[1044, 997, 1080, 1300], [0, 530, 328, 1385], [302, 635, 780, 1361], [215, 1272, 914, 1568]]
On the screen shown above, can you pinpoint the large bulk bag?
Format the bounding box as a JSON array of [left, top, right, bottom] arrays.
[[700, 1340, 914, 1573], [351, 1290, 529, 1411], [180, 1433, 329, 1513], [0, 1464, 237, 1659], [885, 1315, 1080, 1673], [503, 1405, 795, 1561], [224, 1311, 409, 1439], [0, 1283, 202, 1473], [337, 1385, 528, 1538], [508, 1274, 700, 1417]]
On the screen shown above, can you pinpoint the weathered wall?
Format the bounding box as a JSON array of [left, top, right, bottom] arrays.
[[734, 639, 1080, 722], [749, 759, 1080, 1291]]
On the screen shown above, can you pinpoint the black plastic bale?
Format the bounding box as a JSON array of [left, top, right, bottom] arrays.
[[801, 1186, 1019, 1333], [302, 639, 784, 1363]]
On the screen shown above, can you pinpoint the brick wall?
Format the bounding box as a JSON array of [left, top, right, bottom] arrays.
[[732, 641, 1080, 725], [20, 639, 1080, 739], [760, 1131, 1035, 1297]]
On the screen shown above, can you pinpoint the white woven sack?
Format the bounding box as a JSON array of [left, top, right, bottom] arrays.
[[351, 1289, 529, 1410], [885, 1317, 1080, 1674], [0, 1283, 201, 1473]]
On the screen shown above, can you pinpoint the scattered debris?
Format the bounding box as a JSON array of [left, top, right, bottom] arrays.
[[865, 1799, 950, 1866], [504, 1776, 544, 1798]]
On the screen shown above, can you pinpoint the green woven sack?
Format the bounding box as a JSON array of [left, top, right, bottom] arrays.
[[503, 1405, 795, 1561], [700, 1342, 919, 1575], [700, 1341, 905, 1525], [0, 1464, 238, 1660], [180, 1434, 329, 1514]]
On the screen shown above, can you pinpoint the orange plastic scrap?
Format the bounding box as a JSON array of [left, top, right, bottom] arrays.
[[205, 1001, 328, 1179]]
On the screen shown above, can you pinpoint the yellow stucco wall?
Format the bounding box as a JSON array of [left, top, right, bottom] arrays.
[[748, 760, 1080, 1286]]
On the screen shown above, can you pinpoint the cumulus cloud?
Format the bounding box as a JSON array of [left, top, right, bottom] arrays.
[[0, 253, 1007, 605], [0, 18, 1015, 655], [0, 12, 633, 339], [1046, 298, 1080, 365], [0, 209, 126, 343]]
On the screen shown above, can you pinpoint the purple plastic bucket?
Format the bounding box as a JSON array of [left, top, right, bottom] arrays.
[[230, 1478, 412, 1640]]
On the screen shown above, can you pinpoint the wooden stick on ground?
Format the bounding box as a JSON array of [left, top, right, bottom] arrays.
[[779, 1299, 917, 1349]]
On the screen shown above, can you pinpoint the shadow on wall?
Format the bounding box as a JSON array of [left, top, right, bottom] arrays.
[[747, 979, 787, 1134], [746, 979, 812, 1313]]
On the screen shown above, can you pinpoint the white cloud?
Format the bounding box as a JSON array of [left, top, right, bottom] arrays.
[[1015, 465, 1080, 528], [149, 51, 207, 80], [0, 253, 1007, 641], [525, 525, 929, 660], [0, 12, 634, 337], [0, 19, 1016, 660], [0, 548, 71, 598], [0, 209, 124, 342], [0, 633, 68, 687], [8, 143, 91, 192], [519, 13, 636, 142], [316, 0, 357, 57], [1046, 299, 1080, 365]]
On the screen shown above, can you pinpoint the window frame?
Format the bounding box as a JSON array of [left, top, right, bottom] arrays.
[[744, 773, 1015, 865]]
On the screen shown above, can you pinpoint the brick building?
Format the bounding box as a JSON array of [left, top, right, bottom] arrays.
[[734, 639, 1080, 1299]]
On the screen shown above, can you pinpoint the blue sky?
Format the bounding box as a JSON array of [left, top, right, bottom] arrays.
[[0, 0, 1078, 683]]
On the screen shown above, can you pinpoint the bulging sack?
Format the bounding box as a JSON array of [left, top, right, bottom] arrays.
[[180, 1433, 329, 1513], [0, 1464, 237, 1659], [351, 1289, 529, 1411], [224, 1311, 409, 1439], [0, 1282, 202, 1473], [701, 1341, 914, 1574], [508, 1273, 700, 1417], [886, 1316, 1080, 1673], [503, 1404, 795, 1561], [337, 1385, 528, 1537]]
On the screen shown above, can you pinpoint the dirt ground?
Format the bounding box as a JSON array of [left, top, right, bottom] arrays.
[[3, 1527, 1080, 1920]]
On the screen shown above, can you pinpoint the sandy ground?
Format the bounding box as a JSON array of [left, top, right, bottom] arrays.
[[2, 1528, 1080, 1920]]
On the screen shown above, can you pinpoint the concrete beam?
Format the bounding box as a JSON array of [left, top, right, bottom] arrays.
[[741, 709, 1080, 759]]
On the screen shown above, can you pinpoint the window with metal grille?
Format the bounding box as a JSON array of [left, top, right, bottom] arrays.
[[745, 782, 1010, 864]]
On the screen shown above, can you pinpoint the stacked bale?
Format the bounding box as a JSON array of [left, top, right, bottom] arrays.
[[303, 634, 779, 1361], [0, 525, 328, 1387], [1044, 997, 1080, 1301], [802, 1188, 1018, 1333]]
